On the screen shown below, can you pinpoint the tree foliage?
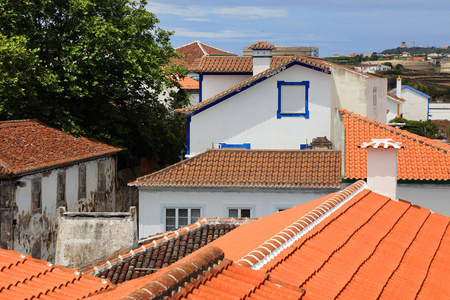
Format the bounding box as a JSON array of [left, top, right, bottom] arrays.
[[0, 0, 189, 164], [390, 117, 439, 138]]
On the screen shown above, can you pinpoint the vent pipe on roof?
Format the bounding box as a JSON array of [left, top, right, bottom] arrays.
[[360, 139, 405, 200], [396, 76, 402, 99]]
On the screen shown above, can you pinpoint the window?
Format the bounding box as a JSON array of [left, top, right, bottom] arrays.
[[373, 87, 378, 107], [78, 164, 86, 200], [97, 160, 106, 201], [218, 143, 251, 149], [277, 81, 310, 119], [56, 171, 66, 207], [31, 178, 42, 211], [228, 208, 251, 218], [165, 208, 201, 231]]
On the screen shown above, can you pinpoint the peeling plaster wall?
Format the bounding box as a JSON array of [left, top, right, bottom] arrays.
[[55, 207, 137, 269], [11, 156, 117, 262]]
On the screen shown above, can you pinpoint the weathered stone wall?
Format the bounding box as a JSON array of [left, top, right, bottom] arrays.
[[55, 207, 137, 269]]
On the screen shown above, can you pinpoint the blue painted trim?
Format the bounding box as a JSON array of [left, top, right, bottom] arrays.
[[201, 72, 252, 75], [389, 85, 431, 100], [186, 116, 191, 156], [188, 61, 329, 117], [218, 143, 251, 149], [300, 144, 311, 150], [277, 81, 310, 119], [199, 74, 203, 103]]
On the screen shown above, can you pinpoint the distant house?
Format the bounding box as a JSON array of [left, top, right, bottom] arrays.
[[0, 120, 123, 261], [354, 64, 391, 74], [177, 76, 200, 106], [388, 76, 430, 120], [178, 41, 387, 157], [386, 92, 405, 121], [129, 148, 341, 237]]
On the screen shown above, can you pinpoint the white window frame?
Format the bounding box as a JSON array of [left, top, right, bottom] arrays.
[[228, 207, 252, 218], [31, 177, 42, 212], [165, 207, 201, 231]]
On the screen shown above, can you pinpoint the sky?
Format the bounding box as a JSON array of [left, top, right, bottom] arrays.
[[146, 0, 450, 58]]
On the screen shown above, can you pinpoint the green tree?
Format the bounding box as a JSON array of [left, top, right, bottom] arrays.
[[0, 0, 189, 164], [390, 117, 439, 138]]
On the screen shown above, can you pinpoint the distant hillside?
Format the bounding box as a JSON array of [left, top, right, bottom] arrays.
[[377, 69, 450, 102], [381, 47, 450, 55]]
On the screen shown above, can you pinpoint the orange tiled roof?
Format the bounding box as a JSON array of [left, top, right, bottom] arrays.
[[387, 92, 406, 103], [0, 120, 124, 177], [249, 40, 276, 50], [178, 56, 331, 115], [340, 108, 450, 181], [174, 41, 236, 69], [129, 149, 342, 189], [177, 76, 199, 89], [0, 248, 111, 299], [191, 55, 319, 73], [91, 180, 450, 299]]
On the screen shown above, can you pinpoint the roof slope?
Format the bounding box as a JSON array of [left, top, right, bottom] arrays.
[[82, 218, 249, 284], [177, 76, 199, 89], [191, 55, 325, 74], [177, 56, 331, 116], [174, 41, 236, 69], [389, 85, 431, 99], [0, 120, 123, 177], [0, 248, 111, 299], [341, 109, 450, 181], [130, 149, 341, 189]]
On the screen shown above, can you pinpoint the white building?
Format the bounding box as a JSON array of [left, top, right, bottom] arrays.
[[0, 119, 123, 261], [354, 64, 392, 74], [130, 148, 342, 237], [178, 41, 387, 157], [388, 76, 430, 121]]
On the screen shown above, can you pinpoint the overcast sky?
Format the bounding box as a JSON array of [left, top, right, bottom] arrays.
[[146, 1, 450, 57]]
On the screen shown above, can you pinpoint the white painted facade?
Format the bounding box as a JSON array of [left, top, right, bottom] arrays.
[[201, 74, 251, 101], [10, 156, 116, 262], [189, 64, 331, 156], [429, 103, 450, 120], [138, 188, 336, 238], [390, 86, 430, 121], [397, 184, 450, 217], [387, 96, 403, 122]]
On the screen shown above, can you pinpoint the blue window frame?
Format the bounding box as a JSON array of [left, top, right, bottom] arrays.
[[277, 81, 310, 119], [218, 143, 251, 149], [300, 144, 311, 150]]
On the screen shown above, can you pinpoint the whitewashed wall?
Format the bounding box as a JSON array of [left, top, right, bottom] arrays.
[[398, 184, 450, 217], [190, 65, 331, 156], [12, 156, 116, 262], [138, 188, 336, 238], [400, 89, 429, 121], [387, 98, 401, 122], [429, 103, 450, 120], [201, 74, 251, 101]]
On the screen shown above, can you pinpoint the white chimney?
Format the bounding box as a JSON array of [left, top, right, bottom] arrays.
[[360, 139, 405, 200], [249, 41, 275, 75], [396, 76, 402, 99]]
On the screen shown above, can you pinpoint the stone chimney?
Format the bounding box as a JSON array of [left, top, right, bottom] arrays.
[[396, 76, 402, 99], [360, 139, 405, 200], [249, 41, 276, 75]]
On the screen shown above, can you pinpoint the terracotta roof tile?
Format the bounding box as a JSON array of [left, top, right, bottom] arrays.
[[388, 92, 406, 103], [0, 248, 111, 299], [432, 119, 450, 132], [340, 109, 450, 181], [81, 218, 250, 284], [174, 41, 236, 69], [86, 180, 450, 299], [0, 120, 124, 177], [177, 77, 199, 89], [130, 149, 342, 189], [249, 41, 276, 50]]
